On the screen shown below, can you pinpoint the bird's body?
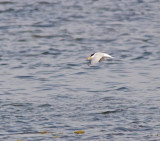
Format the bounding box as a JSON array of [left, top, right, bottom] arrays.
[[87, 52, 113, 64]]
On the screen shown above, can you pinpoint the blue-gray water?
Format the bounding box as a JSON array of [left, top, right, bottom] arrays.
[[0, 0, 160, 140]]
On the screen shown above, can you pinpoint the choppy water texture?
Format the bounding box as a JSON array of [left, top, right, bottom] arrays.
[[0, 0, 160, 140]]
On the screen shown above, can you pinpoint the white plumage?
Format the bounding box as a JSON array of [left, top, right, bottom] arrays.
[[87, 52, 113, 64]]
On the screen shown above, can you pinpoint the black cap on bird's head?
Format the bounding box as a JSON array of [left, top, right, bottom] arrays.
[[90, 53, 95, 57], [87, 53, 95, 61]]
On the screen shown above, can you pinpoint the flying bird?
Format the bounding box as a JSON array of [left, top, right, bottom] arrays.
[[87, 52, 113, 64]]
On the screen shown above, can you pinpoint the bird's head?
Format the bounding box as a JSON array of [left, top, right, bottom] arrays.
[[87, 53, 95, 61]]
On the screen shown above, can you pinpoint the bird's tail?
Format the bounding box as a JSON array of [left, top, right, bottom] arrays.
[[104, 54, 114, 59]]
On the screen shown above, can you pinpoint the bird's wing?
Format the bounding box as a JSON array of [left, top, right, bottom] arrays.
[[104, 53, 114, 58], [91, 53, 104, 64], [99, 57, 105, 62]]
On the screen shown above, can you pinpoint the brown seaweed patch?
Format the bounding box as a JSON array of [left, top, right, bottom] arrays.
[[39, 131, 55, 134], [74, 130, 85, 134]]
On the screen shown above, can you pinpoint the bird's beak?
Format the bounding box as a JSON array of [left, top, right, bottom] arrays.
[[87, 56, 91, 61]]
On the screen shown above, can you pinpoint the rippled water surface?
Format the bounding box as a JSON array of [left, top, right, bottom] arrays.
[[0, 0, 160, 140]]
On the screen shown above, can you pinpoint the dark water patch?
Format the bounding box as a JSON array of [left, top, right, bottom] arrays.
[[32, 24, 54, 28], [140, 45, 150, 49], [156, 86, 160, 89], [54, 74, 65, 78], [0, 1, 15, 4], [18, 50, 30, 54], [0, 8, 15, 13], [11, 65, 24, 69], [95, 38, 117, 43], [36, 87, 53, 91], [38, 1, 52, 5], [113, 127, 139, 132], [131, 56, 145, 60], [0, 131, 42, 137], [105, 132, 125, 137], [119, 33, 130, 36], [38, 1, 60, 5], [17, 39, 27, 42], [74, 37, 84, 41], [38, 104, 52, 108], [74, 72, 86, 75], [2, 102, 33, 107], [67, 87, 90, 92], [25, 53, 40, 57], [106, 27, 116, 32], [134, 37, 151, 43], [87, 90, 110, 93], [85, 65, 101, 70], [35, 70, 55, 75], [143, 51, 152, 56], [9, 88, 26, 92], [101, 96, 120, 101], [99, 109, 123, 114], [36, 78, 48, 82], [0, 25, 12, 30], [0, 63, 8, 66], [139, 72, 150, 77], [32, 35, 56, 39], [127, 125, 152, 132], [49, 48, 61, 51], [120, 54, 130, 58], [48, 48, 72, 54], [29, 63, 50, 69], [42, 51, 61, 56], [70, 15, 85, 19], [19, 29, 42, 33], [67, 63, 80, 67], [116, 87, 130, 92], [15, 75, 34, 80], [11, 103, 31, 107]]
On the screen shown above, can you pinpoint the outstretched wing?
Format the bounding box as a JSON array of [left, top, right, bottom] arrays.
[[91, 53, 105, 64], [104, 53, 114, 58], [99, 57, 105, 62], [90, 52, 113, 64]]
